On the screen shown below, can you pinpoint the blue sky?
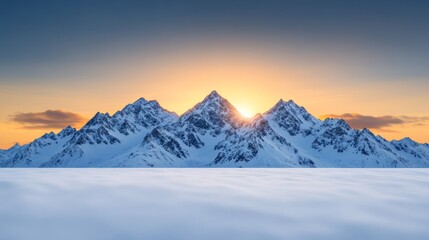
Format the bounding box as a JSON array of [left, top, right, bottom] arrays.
[[1, 0, 429, 78]]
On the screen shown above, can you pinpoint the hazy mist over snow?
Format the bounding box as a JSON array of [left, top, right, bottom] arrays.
[[0, 169, 428, 240]]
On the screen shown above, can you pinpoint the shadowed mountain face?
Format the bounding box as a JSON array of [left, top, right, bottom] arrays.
[[1, 91, 428, 168]]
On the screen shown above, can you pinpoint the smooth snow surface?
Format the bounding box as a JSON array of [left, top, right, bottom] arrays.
[[0, 169, 428, 240]]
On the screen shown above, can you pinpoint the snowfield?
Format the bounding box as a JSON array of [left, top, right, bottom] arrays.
[[1, 169, 428, 240]]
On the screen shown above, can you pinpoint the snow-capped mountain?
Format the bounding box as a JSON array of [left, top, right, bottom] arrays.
[[1, 91, 428, 167]]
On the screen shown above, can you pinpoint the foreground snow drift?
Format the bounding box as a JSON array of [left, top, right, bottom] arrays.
[[0, 169, 428, 240]]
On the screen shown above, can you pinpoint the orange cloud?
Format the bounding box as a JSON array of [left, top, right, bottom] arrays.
[[10, 110, 86, 129], [320, 113, 429, 130]]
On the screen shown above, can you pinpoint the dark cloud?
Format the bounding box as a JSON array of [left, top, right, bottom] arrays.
[[320, 113, 429, 130], [11, 110, 86, 129]]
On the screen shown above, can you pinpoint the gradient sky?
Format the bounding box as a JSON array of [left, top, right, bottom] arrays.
[[1, 0, 429, 148]]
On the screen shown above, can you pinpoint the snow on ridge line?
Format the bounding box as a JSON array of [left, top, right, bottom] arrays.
[[1, 90, 428, 168]]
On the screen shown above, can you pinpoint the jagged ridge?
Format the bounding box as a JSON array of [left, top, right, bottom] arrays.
[[1, 91, 428, 168]]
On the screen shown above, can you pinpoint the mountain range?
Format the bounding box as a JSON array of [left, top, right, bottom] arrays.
[[1, 91, 428, 167]]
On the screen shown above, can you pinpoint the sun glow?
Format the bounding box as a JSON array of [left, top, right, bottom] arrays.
[[236, 105, 254, 118]]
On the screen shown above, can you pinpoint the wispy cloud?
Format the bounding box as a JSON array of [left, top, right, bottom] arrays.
[[11, 110, 86, 129], [320, 113, 429, 130]]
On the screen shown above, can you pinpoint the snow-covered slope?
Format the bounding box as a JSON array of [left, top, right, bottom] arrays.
[[2, 91, 428, 167], [1, 127, 76, 167], [115, 91, 246, 167], [2, 98, 177, 167]]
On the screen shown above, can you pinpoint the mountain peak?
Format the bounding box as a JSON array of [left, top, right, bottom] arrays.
[[247, 113, 269, 128], [323, 118, 351, 130], [180, 90, 244, 129], [274, 99, 300, 109], [82, 112, 112, 130], [203, 90, 223, 102], [134, 97, 148, 104], [94, 112, 109, 118], [58, 125, 77, 137], [116, 97, 151, 114], [265, 99, 311, 118], [62, 125, 74, 131], [8, 143, 21, 151], [147, 100, 161, 108], [184, 91, 232, 114], [264, 98, 321, 136], [359, 128, 376, 138], [251, 113, 264, 120], [398, 137, 419, 146], [118, 97, 157, 114]]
